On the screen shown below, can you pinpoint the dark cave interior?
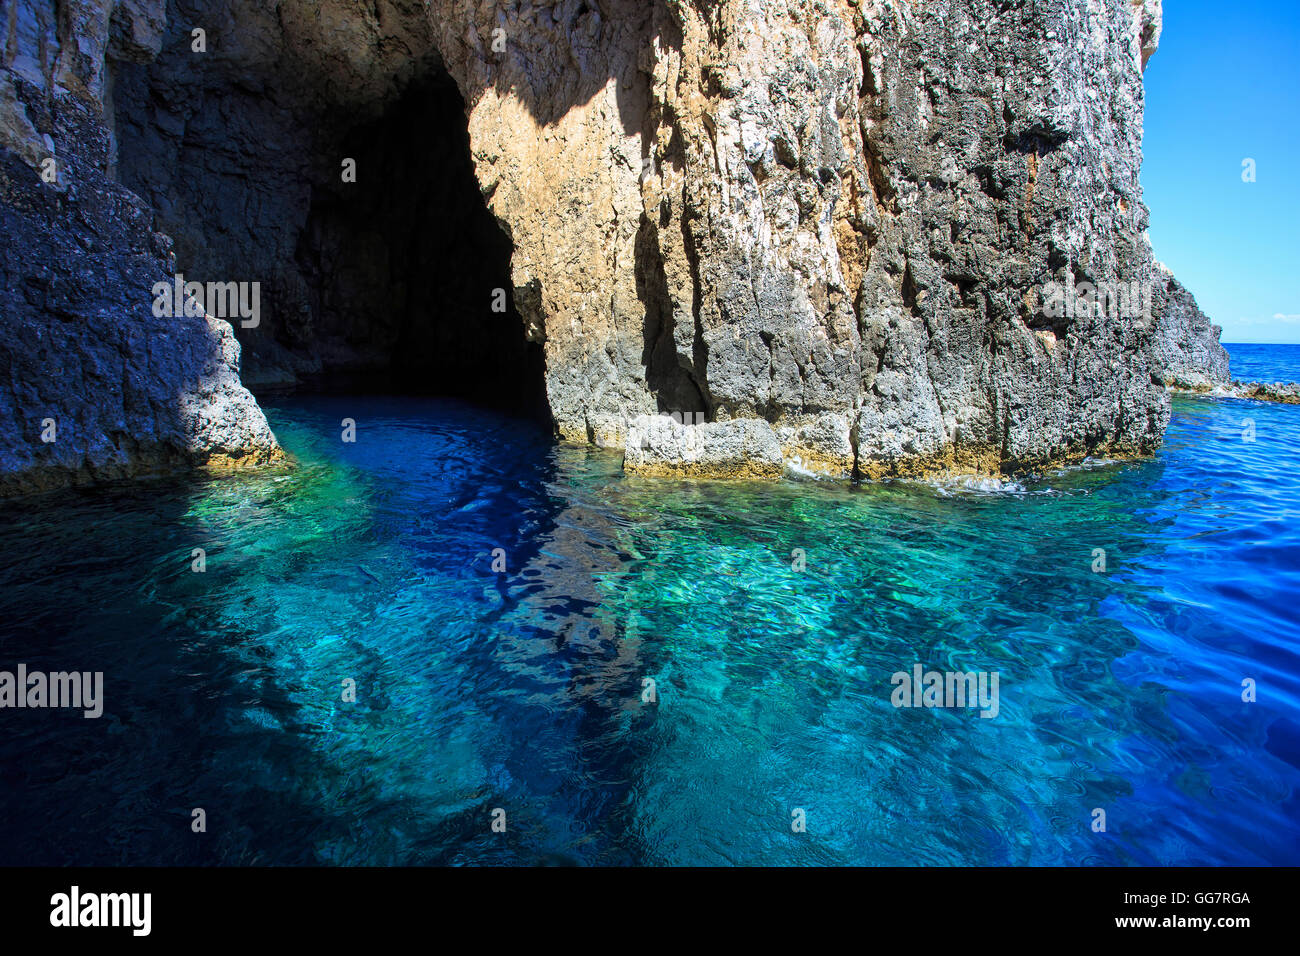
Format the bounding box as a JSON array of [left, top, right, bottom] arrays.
[[293, 72, 547, 414], [112, 54, 549, 419]]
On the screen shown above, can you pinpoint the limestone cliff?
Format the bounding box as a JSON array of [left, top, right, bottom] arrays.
[[1150, 265, 1231, 390], [0, 0, 281, 496], [0, 0, 1232, 492], [443, 0, 1180, 478]]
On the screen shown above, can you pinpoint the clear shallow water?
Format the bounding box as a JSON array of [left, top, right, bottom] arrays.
[[1, 385, 1298, 865]]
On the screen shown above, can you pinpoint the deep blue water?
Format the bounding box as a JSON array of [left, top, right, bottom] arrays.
[[1, 359, 1298, 865], [1223, 342, 1300, 383]]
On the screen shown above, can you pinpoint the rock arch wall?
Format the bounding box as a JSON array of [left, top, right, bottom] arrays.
[[0, 0, 1230, 492]]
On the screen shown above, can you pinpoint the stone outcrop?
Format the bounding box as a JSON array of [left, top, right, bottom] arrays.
[[1145, 265, 1300, 403], [0, 0, 1238, 491], [0, 0, 281, 496], [624, 414, 785, 479], [1230, 382, 1300, 404], [433, 0, 1178, 479], [1198, 381, 1300, 405], [1150, 265, 1231, 390]]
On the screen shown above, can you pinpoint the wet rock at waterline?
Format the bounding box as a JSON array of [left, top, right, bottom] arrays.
[[1214, 382, 1300, 405], [625, 415, 786, 480], [0, 0, 1239, 491]]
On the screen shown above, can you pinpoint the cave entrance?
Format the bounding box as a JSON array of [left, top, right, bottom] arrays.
[[112, 42, 547, 421], [286, 69, 548, 419]]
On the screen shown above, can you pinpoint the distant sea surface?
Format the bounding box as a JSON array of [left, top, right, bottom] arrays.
[[1224, 342, 1300, 382], [0, 347, 1297, 865]]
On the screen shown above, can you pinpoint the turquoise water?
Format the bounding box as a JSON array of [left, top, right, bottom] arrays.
[[1, 382, 1298, 865]]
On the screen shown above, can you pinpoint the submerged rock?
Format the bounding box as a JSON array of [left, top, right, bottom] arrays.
[[0, 0, 1240, 489]]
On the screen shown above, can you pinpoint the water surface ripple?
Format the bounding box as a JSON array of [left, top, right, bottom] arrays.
[[1, 386, 1297, 865]]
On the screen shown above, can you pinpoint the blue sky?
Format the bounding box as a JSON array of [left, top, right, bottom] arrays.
[[1142, 0, 1300, 343]]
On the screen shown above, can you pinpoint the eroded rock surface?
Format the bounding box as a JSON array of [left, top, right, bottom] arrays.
[[618, 0, 1176, 478], [625, 414, 784, 479], [1150, 266, 1231, 390], [0, 0, 281, 496], [1211, 381, 1300, 405], [1, 0, 1237, 491]]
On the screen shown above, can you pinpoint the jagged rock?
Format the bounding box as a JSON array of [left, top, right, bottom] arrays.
[[0, 0, 281, 497], [1135, 0, 1164, 69], [0, 0, 1235, 490], [1223, 382, 1300, 405], [1150, 265, 1231, 389]]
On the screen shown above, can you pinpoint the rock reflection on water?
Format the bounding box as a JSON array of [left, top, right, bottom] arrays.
[[0, 392, 1297, 865]]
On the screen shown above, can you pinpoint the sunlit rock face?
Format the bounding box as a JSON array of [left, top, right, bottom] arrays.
[[617, 0, 1177, 479], [1150, 266, 1231, 390], [420, 0, 1181, 478], [1, 0, 1223, 491]]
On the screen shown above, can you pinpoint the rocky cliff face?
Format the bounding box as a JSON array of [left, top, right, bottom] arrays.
[[1, 0, 1228, 492], [625, 0, 1175, 478], [436, 0, 1181, 478], [1150, 265, 1231, 389], [0, 0, 281, 496]]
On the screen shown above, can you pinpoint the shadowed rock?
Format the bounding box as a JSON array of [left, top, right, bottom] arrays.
[[0, 2, 281, 496]]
